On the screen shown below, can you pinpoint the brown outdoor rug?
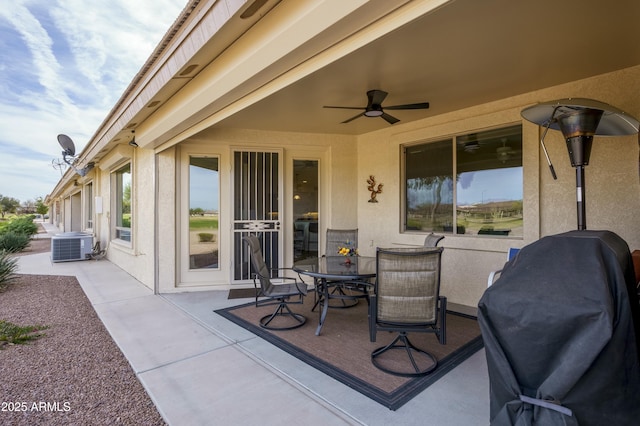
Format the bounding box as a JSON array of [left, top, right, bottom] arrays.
[[215, 295, 483, 410]]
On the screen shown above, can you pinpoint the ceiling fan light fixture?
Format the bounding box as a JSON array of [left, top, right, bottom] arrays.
[[364, 109, 383, 117], [324, 89, 429, 124], [496, 147, 512, 163]]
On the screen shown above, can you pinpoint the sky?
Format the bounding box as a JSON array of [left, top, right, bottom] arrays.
[[407, 167, 523, 209], [0, 0, 186, 203]]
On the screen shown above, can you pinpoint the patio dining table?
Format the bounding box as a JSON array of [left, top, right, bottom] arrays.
[[293, 256, 376, 335]]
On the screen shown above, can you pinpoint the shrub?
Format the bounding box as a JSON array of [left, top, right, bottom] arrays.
[[198, 233, 215, 242], [0, 232, 30, 253], [0, 320, 49, 346], [0, 250, 18, 291], [2, 217, 38, 237]]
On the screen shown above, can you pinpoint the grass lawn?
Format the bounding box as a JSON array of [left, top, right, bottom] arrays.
[[189, 215, 218, 230]]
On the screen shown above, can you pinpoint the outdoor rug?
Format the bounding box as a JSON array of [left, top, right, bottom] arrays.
[[215, 295, 483, 410]]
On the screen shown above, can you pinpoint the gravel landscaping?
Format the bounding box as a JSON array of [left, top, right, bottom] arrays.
[[0, 236, 166, 425]]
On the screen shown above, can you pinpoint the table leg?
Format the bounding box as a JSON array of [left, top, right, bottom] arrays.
[[315, 277, 330, 336]]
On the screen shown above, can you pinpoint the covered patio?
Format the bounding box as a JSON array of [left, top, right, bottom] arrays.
[[40, 1, 640, 421], [17, 224, 488, 425]]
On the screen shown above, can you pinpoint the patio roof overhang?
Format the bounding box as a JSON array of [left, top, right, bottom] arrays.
[[49, 0, 640, 198]]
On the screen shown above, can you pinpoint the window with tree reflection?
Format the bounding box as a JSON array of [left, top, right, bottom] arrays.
[[404, 125, 522, 237], [113, 163, 132, 242]]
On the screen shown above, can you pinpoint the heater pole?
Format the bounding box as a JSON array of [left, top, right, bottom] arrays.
[[521, 99, 640, 231], [576, 165, 586, 230]]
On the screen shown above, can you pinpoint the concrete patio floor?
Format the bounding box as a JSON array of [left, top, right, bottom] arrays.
[[16, 223, 489, 425]]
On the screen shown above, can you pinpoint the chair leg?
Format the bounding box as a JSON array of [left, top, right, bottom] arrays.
[[371, 332, 438, 377], [259, 301, 306, 330], [437, 296, 447, 345], [311, 282, 358, 311]]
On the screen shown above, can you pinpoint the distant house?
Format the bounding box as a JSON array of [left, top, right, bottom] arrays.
[[46, 0, 640, 308]]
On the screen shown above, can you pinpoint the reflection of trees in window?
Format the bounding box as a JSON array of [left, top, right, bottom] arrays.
[[85, 182, 93, 229], [405, 140, 453, 232], [115, 163, 132, 241], [407, 175, 453, 229], [404, 125, 523, 237], [189, 156, 219, 270], [123, 181, 131, 213]]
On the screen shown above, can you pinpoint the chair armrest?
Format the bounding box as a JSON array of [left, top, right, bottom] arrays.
[[487, 269, 503, 287], [271, 275, 308, 294]]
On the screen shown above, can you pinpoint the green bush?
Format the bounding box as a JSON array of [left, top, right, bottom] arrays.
[[0, 320, 49, 346], [198, 233, 216, 242], [0, 250, 18, 291], [2, 217, 37, 237], [0, 232, 30, 253]]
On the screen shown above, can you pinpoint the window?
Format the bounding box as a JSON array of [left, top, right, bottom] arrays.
[[188, 156, 219, 269], [293, 159, 319, 262], [114, 163, 132, 242], [84, 182, 93, 230], [404, 125, 522, 237]]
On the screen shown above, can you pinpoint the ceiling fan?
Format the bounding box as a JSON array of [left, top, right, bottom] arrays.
[[323, 89, 429, 124]]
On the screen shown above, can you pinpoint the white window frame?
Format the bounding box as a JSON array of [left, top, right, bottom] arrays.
[[111, 162, 132, 245], [84, 181, 93, 231]]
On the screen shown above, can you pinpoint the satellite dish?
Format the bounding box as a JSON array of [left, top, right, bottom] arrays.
[[57, 134, 76, 157], [55, 133, 94, 177]]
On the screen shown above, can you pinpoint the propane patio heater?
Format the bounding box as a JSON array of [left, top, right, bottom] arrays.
[[521, 98, 639, 230]]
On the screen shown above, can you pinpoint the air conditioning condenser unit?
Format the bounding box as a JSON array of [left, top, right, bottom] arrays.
[[51, 232, 93, 262]]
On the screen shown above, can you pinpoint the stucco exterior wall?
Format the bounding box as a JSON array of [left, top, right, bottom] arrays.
[[356, 65, 640, 308], [157, 147, 177, 293], [92, 145, 156, 290], [47, 65, 640, 306]]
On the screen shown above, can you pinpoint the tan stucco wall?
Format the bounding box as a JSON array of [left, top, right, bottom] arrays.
[[91, 145, 156, 290], [356, 65, 640, 308], [50, 65, 640, 305], [157, 147, 177, 293]]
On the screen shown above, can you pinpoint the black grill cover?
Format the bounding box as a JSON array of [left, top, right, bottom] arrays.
[[478, 230, 640, 425]]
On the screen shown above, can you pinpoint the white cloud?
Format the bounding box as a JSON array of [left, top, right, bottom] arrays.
[[0, 0, 184, 202]]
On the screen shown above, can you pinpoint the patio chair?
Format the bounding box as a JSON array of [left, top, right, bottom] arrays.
[[325, 228, 358, 256], [318, 229, 367, 309], [423, 232, 444, 247], [487, 247, 520, 287], [369, 247, 447, 377], [243, 235, 308, 330]]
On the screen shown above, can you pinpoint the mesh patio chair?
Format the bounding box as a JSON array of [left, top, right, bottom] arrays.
[[423, 232, 444, 247], [326, 228, 358, 256], [369, 247, 447, 376], [243, 235, 308, 330], [316, 229, 369, 309]]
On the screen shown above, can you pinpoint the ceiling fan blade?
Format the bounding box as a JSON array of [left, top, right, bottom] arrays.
[[381, 112, 400, 124], [367, 90, 388, 107], [323, 105, 366, 110], [342, 112, 365, 123], [384, 102, 430, 110]]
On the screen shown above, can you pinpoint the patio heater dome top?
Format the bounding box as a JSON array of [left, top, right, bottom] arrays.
[[520, 98, 639, 136]]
